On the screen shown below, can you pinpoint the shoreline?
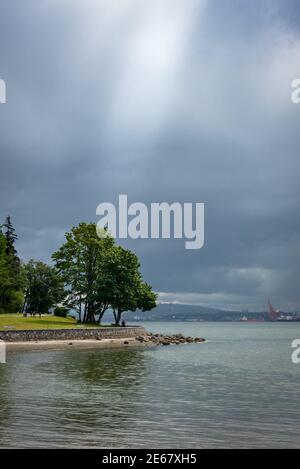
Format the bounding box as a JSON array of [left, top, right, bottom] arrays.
[[6, 337, 147, 352], [0, 325, 146, 344], [5, 332, 206, 353]]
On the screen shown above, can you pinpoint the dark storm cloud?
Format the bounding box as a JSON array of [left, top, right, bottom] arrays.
[[0, 0, 299, 311]]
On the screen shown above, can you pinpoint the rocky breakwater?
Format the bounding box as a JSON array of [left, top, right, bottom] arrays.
[[135, 332, 205, 346]]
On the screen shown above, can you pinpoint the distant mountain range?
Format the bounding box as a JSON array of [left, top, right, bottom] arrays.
[[122, 303, 269, 322]]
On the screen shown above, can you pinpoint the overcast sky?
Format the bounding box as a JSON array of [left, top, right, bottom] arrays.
[[0, 0, 300, 311]]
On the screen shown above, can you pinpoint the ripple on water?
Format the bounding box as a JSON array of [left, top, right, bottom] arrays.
[[0, 322, 300, 448]]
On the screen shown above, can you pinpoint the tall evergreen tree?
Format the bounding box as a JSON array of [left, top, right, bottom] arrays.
[[0, 216, 25, 312], [0, 231, 11, 312], [3, 215, 21, 276]]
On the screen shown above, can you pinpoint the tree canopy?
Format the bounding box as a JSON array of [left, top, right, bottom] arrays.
[[0, 217, 25, 313], [0, 218, 157, 324], [22, 260, 65, 316], [95, 245, 156, 325], [52, 223, 157, 324]]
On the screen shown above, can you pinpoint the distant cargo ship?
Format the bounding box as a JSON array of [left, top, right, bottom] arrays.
[[268, 300, 300, 322], [240, 301, 300, 322], [241, 316, 265, 323]]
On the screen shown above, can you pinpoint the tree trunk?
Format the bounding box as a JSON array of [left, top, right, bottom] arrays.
[[78, 299, 82, 323], [21, 290, 28, 316], [113, 309, 117, 325], [86, 306, 94, 323], [83, 298, 88, 323], [115, 310, 122, 326]]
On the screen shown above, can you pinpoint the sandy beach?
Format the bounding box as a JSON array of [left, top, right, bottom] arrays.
[[5, 337, 147, 352]]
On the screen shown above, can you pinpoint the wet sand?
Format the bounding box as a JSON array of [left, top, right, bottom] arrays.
[[5, 337, 148, 352]]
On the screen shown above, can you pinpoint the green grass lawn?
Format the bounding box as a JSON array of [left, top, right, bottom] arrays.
[[0, 314, 102, 330]]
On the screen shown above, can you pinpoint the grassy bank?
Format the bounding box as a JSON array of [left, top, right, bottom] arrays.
[[0, 314, 102, 330]]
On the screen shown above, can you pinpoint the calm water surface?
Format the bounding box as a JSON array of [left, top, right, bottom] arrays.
[[0, 322, 299, 448]]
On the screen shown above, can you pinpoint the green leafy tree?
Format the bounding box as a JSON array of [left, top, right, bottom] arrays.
[[52, 223, 115, 324], [23, 260, 65, 315], [95, 246, 157, 325], [52, 223, 156, 325], [137, 282, 157, 313]]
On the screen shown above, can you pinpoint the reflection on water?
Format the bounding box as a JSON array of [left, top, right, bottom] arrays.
[[0, 322, 300, 448], [0, 348, 149, 448]]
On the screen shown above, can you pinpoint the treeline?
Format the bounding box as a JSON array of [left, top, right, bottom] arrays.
[[0, 218, 157, 325], [0, 216, 25, 313]]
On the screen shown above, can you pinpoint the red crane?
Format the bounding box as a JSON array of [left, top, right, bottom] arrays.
[[268, 300, 279, 321]]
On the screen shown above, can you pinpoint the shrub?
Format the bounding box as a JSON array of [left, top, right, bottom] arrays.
[[4, 290, 24, 314], [53, 306, 69, 318]]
